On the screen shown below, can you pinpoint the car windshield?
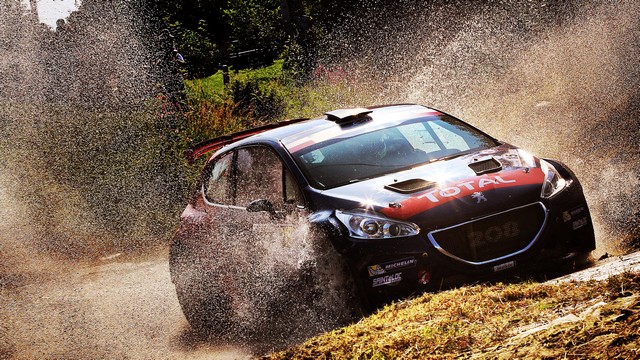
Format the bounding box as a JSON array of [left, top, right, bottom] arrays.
[[292, 115, 499, 189]]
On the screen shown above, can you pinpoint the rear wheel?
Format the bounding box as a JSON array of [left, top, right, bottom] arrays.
[[169, 239, 233, 336], [566, 251, 595, 271]]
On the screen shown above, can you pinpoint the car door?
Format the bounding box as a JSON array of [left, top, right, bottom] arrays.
[[204, 144, 310, 315], [233, 145, 308, 264]]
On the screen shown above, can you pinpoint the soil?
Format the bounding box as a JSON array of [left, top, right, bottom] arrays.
[[2, 250, 639, 359]]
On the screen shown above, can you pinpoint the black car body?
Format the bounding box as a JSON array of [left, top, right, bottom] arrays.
[[170, 104, 595, 333]]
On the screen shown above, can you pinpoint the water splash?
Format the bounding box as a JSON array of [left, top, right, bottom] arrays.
[[0, 1, 186, 261], [313, 0, 640, 254]]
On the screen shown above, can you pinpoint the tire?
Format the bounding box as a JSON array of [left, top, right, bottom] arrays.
[[568, 251, 595, 270], [169, 239, 233, 336], [303, 238, 365, 322]]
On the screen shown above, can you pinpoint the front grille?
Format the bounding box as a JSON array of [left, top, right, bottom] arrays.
[[428, 203, 547, 265]]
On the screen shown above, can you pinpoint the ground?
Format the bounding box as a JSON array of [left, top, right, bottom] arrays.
[[1, 250, 640, 359]]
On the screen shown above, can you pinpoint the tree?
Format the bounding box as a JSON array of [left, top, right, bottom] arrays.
[[154, 0, 228, 77], [154, 0, 290, 76], [223, 0, 286, 69]]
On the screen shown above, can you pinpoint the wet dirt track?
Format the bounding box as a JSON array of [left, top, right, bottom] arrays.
[[0, 256, 252, 359], [550, 251, 640, 284], [2, 250, 640, 359], [1, 1, 638, 358]]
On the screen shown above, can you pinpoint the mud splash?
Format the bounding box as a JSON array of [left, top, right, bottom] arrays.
[[0, 1, 186, 260], [170, 211, 359, 354], [1, 3, 188, 355], [316, 0, 639, 255]]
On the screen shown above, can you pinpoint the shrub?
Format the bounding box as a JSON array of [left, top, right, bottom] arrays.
[[227, 78, 286, 122]]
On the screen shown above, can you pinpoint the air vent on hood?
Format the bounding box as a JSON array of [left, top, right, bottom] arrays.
[[325, 108, 373, 124], [385, 179, 436, 194], [469, 157, 502, 175]]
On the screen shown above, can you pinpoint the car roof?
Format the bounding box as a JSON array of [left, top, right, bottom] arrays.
[[280, 104, 443, 153], [268, 103, 439, 142], [188, 104, 440, 162]]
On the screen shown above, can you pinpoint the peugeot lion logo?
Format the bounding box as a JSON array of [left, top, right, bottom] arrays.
[[472, 192, 487, 203]]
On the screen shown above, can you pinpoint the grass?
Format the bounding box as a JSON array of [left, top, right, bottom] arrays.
[[181, 60, 292, 144], [185, 59, 285, 98], [264, 272, 640, 359]]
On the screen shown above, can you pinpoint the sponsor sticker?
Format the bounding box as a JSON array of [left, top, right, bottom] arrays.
[[571, 206, 585, 217], [368, 257, 417, 277], [493, 261, 516, 272], [572, 217, 588, 230], [372, 272, 402, 287], [502, 150, 523, 168], [563, 206, 586, 223], [368, 265, 385, 277]]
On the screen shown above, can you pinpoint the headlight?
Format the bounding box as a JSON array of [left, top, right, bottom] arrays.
[[540, 159, 567, 198], [335, 210, 420, 239]]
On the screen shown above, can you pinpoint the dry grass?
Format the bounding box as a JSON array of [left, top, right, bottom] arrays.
[[264, 272, 640, 359]]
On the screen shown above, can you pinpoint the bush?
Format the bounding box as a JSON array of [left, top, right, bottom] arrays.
[[227, 78, 286, 122], [182, 71, 288, 146]]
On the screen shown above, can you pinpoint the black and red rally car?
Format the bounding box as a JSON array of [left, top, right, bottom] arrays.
[[170, 104, 595, 333]]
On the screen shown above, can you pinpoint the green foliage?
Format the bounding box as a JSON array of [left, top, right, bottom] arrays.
[[281, 40, 312, 83], [226, 78, 286, 122], [180, 56, 367, 148], [182, 60, 291, 144], [167, 20, 219, 78], [182, 79, 285, 144], [223, 0, 285, 52], [158, 0, 287, 76]]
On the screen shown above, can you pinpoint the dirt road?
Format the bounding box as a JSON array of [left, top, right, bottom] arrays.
[[549, 251, 640, 283], [0, 256, 252, 359], [2, 251, 640, 359]]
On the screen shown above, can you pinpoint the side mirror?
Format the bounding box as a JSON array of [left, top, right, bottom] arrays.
[[246, 199, 275, 214]]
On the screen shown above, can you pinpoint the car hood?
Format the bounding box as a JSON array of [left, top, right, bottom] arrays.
[[319, 145, 545, 228]]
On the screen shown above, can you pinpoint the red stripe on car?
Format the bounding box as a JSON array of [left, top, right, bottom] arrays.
[[381, 168, 544, 220]]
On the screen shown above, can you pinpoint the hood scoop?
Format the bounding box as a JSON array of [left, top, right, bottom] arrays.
[[469, 157, 502, 175], [385, 179, 436, 194]]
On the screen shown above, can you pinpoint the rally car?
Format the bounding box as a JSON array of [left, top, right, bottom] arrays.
[[169, 104, 595, 334]]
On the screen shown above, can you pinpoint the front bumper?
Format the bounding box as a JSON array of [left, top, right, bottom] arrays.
[[341, 180, 596, 305]]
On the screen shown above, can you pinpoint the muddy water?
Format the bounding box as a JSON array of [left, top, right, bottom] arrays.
[[316, 0, 640, 254], [1, 0, 639, 358]]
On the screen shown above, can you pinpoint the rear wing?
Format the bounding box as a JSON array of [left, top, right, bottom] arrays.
[[184, 117, 310, 164]]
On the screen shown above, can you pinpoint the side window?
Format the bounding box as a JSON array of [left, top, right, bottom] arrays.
[[203, 151, 234, 205], [235, 146, 304, 208], [284, 168, 304, 205]]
